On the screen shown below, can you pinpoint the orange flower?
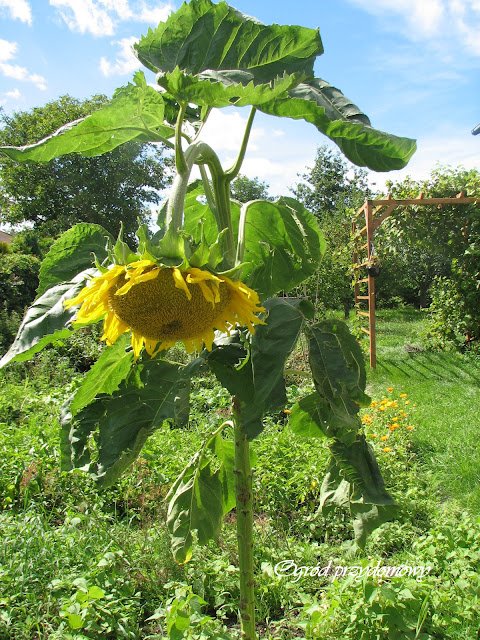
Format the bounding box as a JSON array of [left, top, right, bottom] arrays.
[[383, 447, 392, 453], [399, 393, 407, 398], [388, 425, 395, 431], [370, 434, 377, 438], [380, 435, 389, 441], [387, 387, 394, 392], [406, 425, 414, 431], [284, 409, 291, 414], [370, 401, 378, 408], [378, 406, 386, 412]]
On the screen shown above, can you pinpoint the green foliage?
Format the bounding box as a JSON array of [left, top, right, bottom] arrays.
[[292, 146, 370, 315], [0, 253, 41, 313], [37, 223, 112, 297], [230, 174, 272, 203], [0, 91, 172, 242], [378, 165, 480, 340]]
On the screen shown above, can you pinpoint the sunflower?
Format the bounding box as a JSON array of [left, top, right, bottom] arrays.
[[64, 259, 265, 359]]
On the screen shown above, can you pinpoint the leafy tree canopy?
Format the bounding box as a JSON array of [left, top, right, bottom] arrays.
[[0, 96, 172, 244], [291, 144, 370, 220], [230, 174, 273, 203]]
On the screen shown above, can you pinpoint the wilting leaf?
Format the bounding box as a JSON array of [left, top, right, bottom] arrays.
[[61, 356, 206, 487], [0, 269, 95, 368], [167, 430, 238, 564], [320, 437, 398, 547], [258, 78, 416, 171], [0, 72, 174, 163]]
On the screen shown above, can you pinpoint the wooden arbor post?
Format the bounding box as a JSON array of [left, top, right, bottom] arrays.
[[352, 193, 477, 368]]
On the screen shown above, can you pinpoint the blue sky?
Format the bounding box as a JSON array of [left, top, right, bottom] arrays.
[[1, 0, 480, 198]]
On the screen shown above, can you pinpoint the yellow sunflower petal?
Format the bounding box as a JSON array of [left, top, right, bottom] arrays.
[[131, 332, 144, 361], [172, 267, 192, 300]]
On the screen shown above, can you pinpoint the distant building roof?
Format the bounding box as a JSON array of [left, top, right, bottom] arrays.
[[0, 231, 13, 244]]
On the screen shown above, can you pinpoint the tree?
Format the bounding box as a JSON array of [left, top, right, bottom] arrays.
[[292, 146, 371, 316], [292, 144, 370, 220], [377, 166, 480, 345], [230, 174, 272, 203], [0, 96, 172, 244]]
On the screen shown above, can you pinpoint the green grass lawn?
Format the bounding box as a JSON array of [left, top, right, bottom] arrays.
[[365, 308, 480, 510]]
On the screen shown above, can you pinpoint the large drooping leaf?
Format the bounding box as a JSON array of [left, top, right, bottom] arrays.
[[0, 269, 95, 368], [320, 437, 398, 547], [0, 72, 174, 163], [61, 356, 205, 487], [242, 298, 304, 437], [241, 197, 326, 300], [69, 334, 133, 417], [37, 223, 112, 297], [208, 299, 305, 439], [134, 0, 322, 84], [167, 430, 236, 564], [258, 78, 417, 171], [289, 392, 357, 445], [307, 320, 370, 416], [167, 453, 224, 564]]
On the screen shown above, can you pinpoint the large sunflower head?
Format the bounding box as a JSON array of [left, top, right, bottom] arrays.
[[64, 259, 265, 359]]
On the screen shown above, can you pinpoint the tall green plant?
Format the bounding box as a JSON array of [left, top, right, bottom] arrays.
[[0, 2, 415, 637]]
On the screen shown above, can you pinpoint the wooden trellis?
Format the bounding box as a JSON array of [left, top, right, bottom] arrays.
[[352, 193, 477, 368]]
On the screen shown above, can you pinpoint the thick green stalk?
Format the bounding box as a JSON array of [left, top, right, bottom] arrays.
[[233, 397, 256, 640]]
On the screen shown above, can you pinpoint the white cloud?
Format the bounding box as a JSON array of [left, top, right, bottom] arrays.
[[345, 0, 480, 56], [50, 0, 116, 36], [137, 2, 173, 23], [0, 87, 21, 106], [6, 87, 21, 99], [0, 38, 17, 62], [100, 36, 141, 76], [0, 38, 46, 90], [50, 0, 173, 36], [0, 0, 32, 24]]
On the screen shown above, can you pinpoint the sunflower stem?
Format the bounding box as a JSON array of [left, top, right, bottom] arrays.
[[226, 107, 257, 181], [233, 396, 257, 640], [175, 102, 188, 176]]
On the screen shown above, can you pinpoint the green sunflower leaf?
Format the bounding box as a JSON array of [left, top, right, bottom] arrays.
[[61, 356, 206, 487], [258, 78, 416, 171], [320, 436, 398, 547], [290, 392, 357, 445], [208, 299, 305, 439], [0, 268, 95, 368], [70, 334, 134, 417], [134, 0, 322, 85], [0, 72, 173, 163], [156, 68, 304, 108], [37, 223, 112, 297], [167, 453, 224, 564], [240, 197, 326, 300], [306, 320, 371, 421]]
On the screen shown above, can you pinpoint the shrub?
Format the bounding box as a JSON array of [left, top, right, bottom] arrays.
[[0, 253, 41, 313]]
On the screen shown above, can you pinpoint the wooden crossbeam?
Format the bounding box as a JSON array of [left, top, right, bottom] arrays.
[[369, 197, 476, 206], [358, 311, 370, 317], [360, 327, 370, 335], [356, 296, 370, 300]]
